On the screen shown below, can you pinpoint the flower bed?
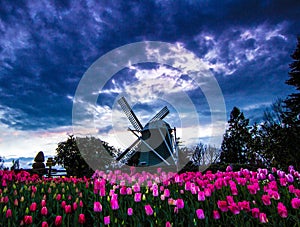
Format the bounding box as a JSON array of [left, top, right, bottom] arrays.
[[0, 166, 299, 226]]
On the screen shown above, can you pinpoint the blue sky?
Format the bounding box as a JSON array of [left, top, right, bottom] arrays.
[[0, 0, 300, 159]]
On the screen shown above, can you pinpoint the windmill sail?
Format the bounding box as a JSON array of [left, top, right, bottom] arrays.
[[118, 97, 143, 131], [116, 138, 140, 161], [149, 106, 169, 123]]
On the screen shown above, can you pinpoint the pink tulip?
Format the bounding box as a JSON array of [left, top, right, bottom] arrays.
[[126, 187, 132, 195], [288, 165, 294, 172], [196, 209, 205, 219], [73, 202, 78, 211], [198, 191, 205, 201], [134, 193, 142, 202], [257, 173, 266, 180], [56, 194, 62, 201], [277, 202, 288, 218], [291, 198, 300, 209], [174, 206, 179, 214], [286, 174, 294, 183], [79, 200, 83, 207], [277, 170, 285, 178], [176, 199, 184, 209], [166, 221, 172, 227], [24, 215, 33, 224], [247, 184, 258, 195], [217, 200, 228, 212], [164, 189, 170, 197], [94, 201, 102, 212], [30, 202, 37, 212], [55, 215, 62, 226], [295, 189, 300, 198], [268, 174, 275, 181], [145, 204, 154, 216], [61, 201, 66, 208], [153, 188, 159, 197], [41, 206, 48, 216], [6, 209, 12, 218], [99, 188, 106, 196], [133, 183, 140, 192], [228, 203, 240, 215], [213, 210, 220, 219], [226, 165, 232, 172], [251, 208, 260, 218], [120, 186, 127, 195], [204, 188, 212, 197], [269, 190, 280, 200], [42, 221, 49, 227], [230, 185, 238, 195], [280, 178, 287, 186], [262, 195, 271, 206], [238, 201, 250, 212], [259, 213, 268, 223], [168, 198, 176, 205], [78, 214, 85, 224], [41, 199, 46, 207], [110, 198, 119, 210], [288, 185, 295, 193], [127, 207, 133, 216], [64, 205, 72, 214], [104, 216, 110, 225], [226, 196, 234, 205]]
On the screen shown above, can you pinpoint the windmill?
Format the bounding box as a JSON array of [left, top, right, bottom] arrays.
[[116, 96, 178, 167]]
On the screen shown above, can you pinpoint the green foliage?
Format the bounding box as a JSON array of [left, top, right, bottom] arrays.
[[54, 135, 117, 177], [220, 107, 252, 164], [284, 36, 300, 126], [218, 37, 300, 170]]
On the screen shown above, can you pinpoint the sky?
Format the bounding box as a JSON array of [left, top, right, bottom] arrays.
[[0, 0, 300, 162]]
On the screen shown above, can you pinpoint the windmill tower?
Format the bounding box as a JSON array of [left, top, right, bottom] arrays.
[[116, 97, 178, 167]]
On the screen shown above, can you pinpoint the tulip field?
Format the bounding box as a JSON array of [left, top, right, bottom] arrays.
[[0, 166, 299, 226]]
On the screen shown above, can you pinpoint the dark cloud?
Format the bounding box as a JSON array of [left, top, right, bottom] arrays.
[[0, 0, 299, 131]]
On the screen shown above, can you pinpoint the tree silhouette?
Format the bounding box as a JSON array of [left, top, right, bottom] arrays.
[[55, 135, 117, 177], [220, 107, 251, 164], [284, 36, 300, 126]]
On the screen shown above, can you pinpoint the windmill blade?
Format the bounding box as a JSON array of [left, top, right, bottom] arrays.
[[116, 138, 140, 161], [149, 106, 169, 123], [118, 97, 143, 131]]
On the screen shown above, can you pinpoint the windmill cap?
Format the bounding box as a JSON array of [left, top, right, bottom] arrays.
[[143, 120, 171, 130]]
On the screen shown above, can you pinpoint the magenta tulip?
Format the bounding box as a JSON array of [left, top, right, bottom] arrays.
[[277, 202, 288, 218], [94, 201, 102, 212], [145, 204, 154, 216], [78, 214, 85, 224], [104, 216, 110, 225], [196, 209, 205, 219]]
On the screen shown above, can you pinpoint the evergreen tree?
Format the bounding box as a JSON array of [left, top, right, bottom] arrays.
[[220, 107, 251, 164], [284, 36, 300, 126], [280, 36, 300, 170]]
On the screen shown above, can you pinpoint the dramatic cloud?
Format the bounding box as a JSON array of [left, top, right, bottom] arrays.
[[0, 0, 299, 160]]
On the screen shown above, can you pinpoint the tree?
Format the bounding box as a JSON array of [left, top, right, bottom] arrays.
[[252, 97, 300, 170], [284, 36, 300, 126], [191, 143, 220, 166], [54, 135, 117, 177], [0, 157, 4, 170], [220, 107, 252, 164]]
